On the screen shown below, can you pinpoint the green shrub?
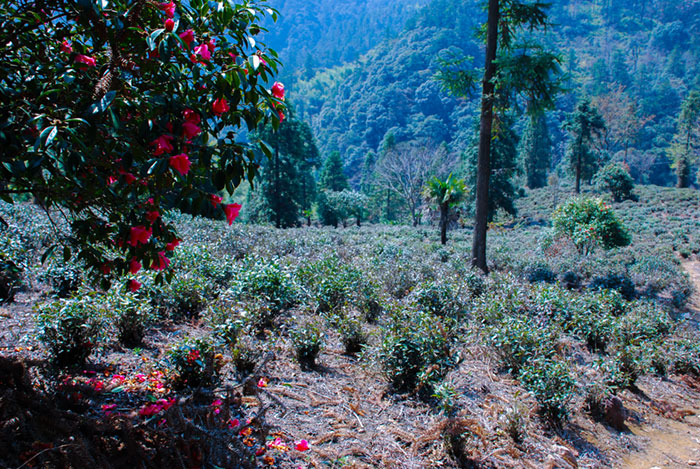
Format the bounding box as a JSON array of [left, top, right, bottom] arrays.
[[213, 317, 244, 348], [149, 274, 207, 320], [668, 339, 700, 376], [552, 197, 631, 254], [595, 163, 637, 202], [338, 315, 366, 355], [0, 253, 22, 303], [518, 357, 575, 422], [232, 334, 265, 376], [354, 280, 383, 322], [378, 312, 457, 395], [231, 257, 298, 313], [486, 315, 559, 374], [524, 263, 557, 284], [588, 273, 635, 300], [297, 256, 360, 313], [168, 338, 219, 389], [40, 262, 83, 298], [412, 280, 463, 317], [37, 298, 102, 367], [291, 322, 324, 369]]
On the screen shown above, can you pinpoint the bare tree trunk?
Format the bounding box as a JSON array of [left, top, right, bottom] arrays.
[[575, 150, 581, 194], [274, 138, 281, 228], [440, 202, 448, 245], [472, 0, 499, 273]]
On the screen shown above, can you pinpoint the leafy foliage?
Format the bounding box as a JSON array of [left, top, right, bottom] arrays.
[[552, 197, 631, 255], [0, 0, 284, 288]]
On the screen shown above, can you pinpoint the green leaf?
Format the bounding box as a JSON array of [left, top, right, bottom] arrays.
[[63, 246, 72, 262], [45, 126, 58, 146], [88, 91, 117, 115]]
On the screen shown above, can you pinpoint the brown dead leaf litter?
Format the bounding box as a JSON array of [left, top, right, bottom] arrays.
[[3, 287, 700, 468]]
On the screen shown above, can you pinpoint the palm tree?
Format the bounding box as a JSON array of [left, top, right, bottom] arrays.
[[423, 174, 468, 245]]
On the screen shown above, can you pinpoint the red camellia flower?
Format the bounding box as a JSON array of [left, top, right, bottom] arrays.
[[151, 251, 170, 271], [127, 225, 152, 247], [224, 203, 241, 225], [164, 18, 174, 32], [271, 82, 285, 100], [206, 38, 216, 52], [123, 172, 137, 184], [107, 175, 117, 185], [194, 44, 211, 61], [60, 40, 72, 54], [179, 29, 195, 48], [165, 238, 180, 251], [128, 279, 142, 292], [74, 54, 96, 67], [209, 194, 222, 207], [169, 153, 191, 175], [151, 134, 174, 156], [182, 121, 201, 139], [146, 210, 160, 224], [183, 108, 200, 124], [278, 110, 285, 123], [129, 258, 141, 274], [101, 262, 111, 275], [211, 97, 229, 116], [295, 440, 309, 452], [158, 1, 176, 18]]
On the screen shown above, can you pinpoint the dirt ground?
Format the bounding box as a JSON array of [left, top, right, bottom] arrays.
[[2, 272, 700, 468]]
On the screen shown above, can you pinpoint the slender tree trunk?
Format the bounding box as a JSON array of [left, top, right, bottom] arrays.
[[440, 202, 448, 245], [274, 137, 281, 228], [471, 0, 499, 273], [575, 150, 581, 194], [575, 133, 583, 194]]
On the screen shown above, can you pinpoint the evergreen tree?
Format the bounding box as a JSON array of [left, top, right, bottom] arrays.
[[319, 151, 350, 191], [254, 106, 320, 228], [564, 99, 606, 193], [463, 115, 520, 222], [519, 111, 552, 189], [669, 90, 700, 188]]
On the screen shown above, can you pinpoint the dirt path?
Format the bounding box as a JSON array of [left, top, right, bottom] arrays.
[[618, 260, 700, 469]]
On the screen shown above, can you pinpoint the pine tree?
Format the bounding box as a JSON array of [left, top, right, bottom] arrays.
[[564, 99, 606, 193], [519, 112, 551, 189], [254, 105, 320, 228], [670, 90, 700, 188], [319, 151, 349, 191]]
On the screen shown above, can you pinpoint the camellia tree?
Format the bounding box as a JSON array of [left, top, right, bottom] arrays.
[[0, 0, 285, 291]]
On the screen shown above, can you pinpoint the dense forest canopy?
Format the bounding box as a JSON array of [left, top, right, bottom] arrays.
[[261, 0, 700, 189]]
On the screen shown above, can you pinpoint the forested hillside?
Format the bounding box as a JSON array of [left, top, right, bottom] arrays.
[[264, 0, 700, 188], [261, 0, 429, 84]]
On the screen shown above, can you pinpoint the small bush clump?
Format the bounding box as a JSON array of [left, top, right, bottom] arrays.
[[378, 311, 457, 396], [37, 297, 102, 367], [291, 322, 324, 369], [168, 338, 219, 389]]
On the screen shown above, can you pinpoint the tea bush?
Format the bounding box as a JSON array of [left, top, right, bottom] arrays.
[[168, 338, 219, 389], [378, 311, 458, 395], [37, 297, 104, 367], [518, 357, 575, 421], [230, 256, 298, 313], [337, 314, 366, 355], [291, 322, 324, 369], [148, 273, 208, 320]]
